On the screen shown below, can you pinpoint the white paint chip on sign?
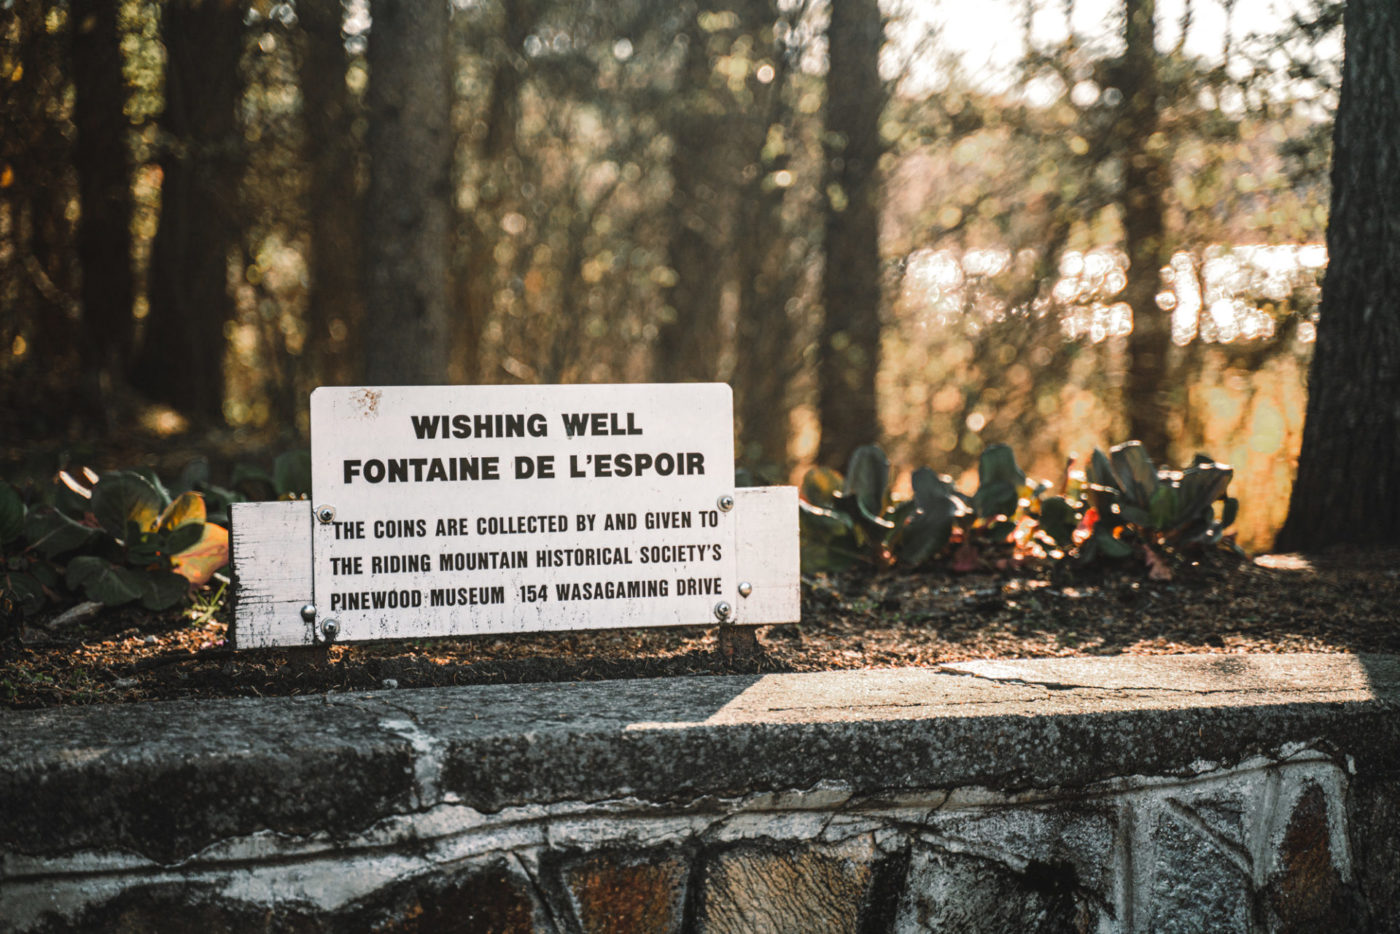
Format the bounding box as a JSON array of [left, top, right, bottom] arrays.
[[310, 384, 737, 642]]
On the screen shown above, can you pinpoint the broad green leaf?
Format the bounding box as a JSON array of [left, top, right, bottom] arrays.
[[843, 445, 889, 518], [801, 467, 844, 508], [911, 467, 955, 506], [274, 449, 312, 498], [1084, 448, 1122, 515], [1219, 496, 1239, 530], [1038, 496, 1081, 549], [895, 503, 957, 567], [1, 569, 45, 616], [972, 481, 1019, 520], [1092, 528, 1134, 559], [1120, 504, 1153, 528], [140, 570, 189, 610], [800, 537, 861, 574], [91, 472, 165, 537], [831, 490, 894, 547], [65, 556, 145, 607], [161, 521, 206, 556], [24, 506, 98, 558], [0, 483, 24, 546], [174, 457, 210, 494], [133, 468, 172, 507], [1173, 462, 1233, 530], [170, 522, 229, 586], [798, 500, 855, 541], [973, 444, 1025, 519], [1110, 442, 1159, 505], [1148, 485, 1178, 530], [126, 533, 162, 567], [978, 443, 1026, 488], [231, 463, 277, 501], [1087, 448, 1119, 489]]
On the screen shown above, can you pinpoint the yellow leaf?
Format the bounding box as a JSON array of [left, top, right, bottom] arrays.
[[1, 165, 14, 188], [170, 523, 228, 586], [158, 491, 206, 532]]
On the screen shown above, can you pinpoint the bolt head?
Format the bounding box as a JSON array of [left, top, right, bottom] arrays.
[[717, 494, 735, 512], [321, 618, 339, 640], [714, 601, 733, 622], [738, 581, 753, 598], [315, 504, 335, 524], [300, 603, 317, 622]]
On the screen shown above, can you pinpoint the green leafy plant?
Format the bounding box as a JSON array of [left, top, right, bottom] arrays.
[[1080, 442, 1239, 575], [798, 443, 1075, 573], [1, 483, 64, 616], [230, 449, 312, 502], [796, 439, 1235, 578], [52, 471, 230, 610]]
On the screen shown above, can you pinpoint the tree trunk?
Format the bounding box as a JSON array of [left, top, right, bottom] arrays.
[[71, 0, 135, 388], [132, 0, 245, 421], [1120, 0, 1173, 462], [817, 0, 884, 469], [298, 0, 364, 388], [1274, 0, 1400, 552], [652, 2, 735, 384], [362, 0, 453, 386]]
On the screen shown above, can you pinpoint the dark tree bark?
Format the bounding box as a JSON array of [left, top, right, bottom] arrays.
[[1119, 0, 1173, 462], [817, 0, 885, 468], [652, 2, 738, 384], [132, 0, 245, 420], [298, 0, 364, 387], [71, 0, 135, 387], [1275, 0, 1400, 551], [362, 0, 453, 385]]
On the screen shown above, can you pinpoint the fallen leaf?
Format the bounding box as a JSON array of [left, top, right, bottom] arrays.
[[170, 523, 229, 586]]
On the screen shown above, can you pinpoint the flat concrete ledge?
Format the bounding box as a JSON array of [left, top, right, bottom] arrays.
[[4, 654, 1400, 932]]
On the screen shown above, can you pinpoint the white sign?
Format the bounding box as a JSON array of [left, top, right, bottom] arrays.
[[310, 384, 736, 642]]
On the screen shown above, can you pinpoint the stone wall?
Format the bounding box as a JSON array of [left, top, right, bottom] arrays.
[[3, 654, 1398, 932]]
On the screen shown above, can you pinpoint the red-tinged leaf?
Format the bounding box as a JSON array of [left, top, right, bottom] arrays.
[[1144, 546, 1173, 581], [170, 523, 229, 586], [952, 540, 982, 573]]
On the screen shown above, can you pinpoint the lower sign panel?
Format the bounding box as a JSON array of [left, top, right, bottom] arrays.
[[310, 384, 737, 642]]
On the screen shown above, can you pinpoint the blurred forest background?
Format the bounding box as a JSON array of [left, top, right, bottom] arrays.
[[0, 0, 1346, 552]]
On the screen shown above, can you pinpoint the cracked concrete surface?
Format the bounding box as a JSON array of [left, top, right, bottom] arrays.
[[3, 654, 1399, 931]]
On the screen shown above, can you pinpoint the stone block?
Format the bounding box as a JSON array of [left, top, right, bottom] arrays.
[[331, 861, 535, 933], [1145, 802, 1253, 934], [557, 850, 689, 934], [1265, 784, 1362, 932], [891, 846, 1089, 933], [699, 841, 876, 934], [921, 800, 1119, 906]]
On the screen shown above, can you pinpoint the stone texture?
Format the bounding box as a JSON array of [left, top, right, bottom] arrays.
[[1352, 777, 1400, 934], [700, 842, 876, 934], [332, 862, 535, 933], [892, 847, 1089, 933], [1265, 785, 1361, 932], [4, 655, 1400, 933], [1145, 802, 1253, 933], [556, 850, 689, 934]]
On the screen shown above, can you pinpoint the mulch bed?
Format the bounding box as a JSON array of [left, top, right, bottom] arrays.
[[5, 548, 1398, 710]]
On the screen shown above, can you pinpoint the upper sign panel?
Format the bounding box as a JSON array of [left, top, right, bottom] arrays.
[[310, 384, 736, 642]]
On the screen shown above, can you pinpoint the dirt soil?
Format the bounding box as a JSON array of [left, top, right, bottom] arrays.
[[5, 548, 1399, 709]]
